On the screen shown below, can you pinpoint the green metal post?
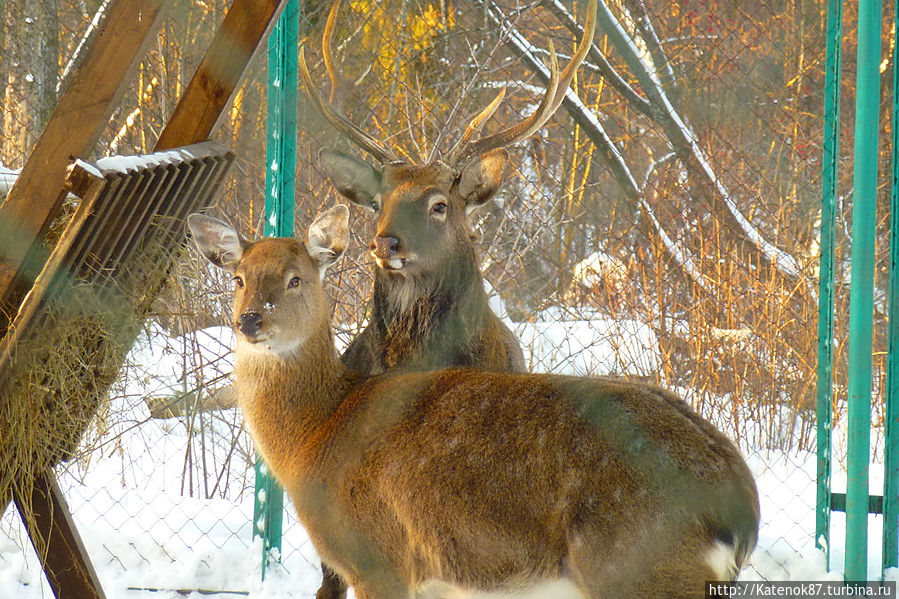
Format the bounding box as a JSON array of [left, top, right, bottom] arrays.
[[884, 0, 899, 574], [846, 0, 881, 581], [264, 0, 298, 240], [816, 0, 842, 564], [253, 461, 283, 577], [254, 0, 298, 579]]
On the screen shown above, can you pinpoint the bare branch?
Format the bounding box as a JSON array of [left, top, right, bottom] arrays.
[[487, 3, 711, 295], [584, 0, 804, 281], [445, 0, 597, 166], [622, 0, 679, 98], [543, 0, 653, 118]]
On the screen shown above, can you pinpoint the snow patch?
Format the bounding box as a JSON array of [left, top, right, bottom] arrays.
[[515, 307, 659, 376]]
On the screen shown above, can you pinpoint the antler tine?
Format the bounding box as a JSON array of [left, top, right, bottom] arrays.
[[443, 88, 506, 163], [323, 0, 342, 105], [446, 0, 598, 167], [445, 43, 560, 166], [299, 1, 398, 164], [545, 0, 597, 115]]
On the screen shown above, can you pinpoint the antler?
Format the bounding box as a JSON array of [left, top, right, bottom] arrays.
[[299, 0, 399, 164], [444, 0, 598, 167]]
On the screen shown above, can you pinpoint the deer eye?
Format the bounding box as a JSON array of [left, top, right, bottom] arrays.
[[287, 276, 301, 289], [430, 201, 447, 215], [233, 275, 244, 289]]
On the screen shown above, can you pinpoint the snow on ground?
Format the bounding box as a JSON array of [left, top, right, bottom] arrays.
[[514, 307, 659, 376], [1, 315, 896, 597], [487, 284, 659, 376]]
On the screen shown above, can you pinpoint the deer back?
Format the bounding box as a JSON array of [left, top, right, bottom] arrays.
[[299, 368, 759, 596]]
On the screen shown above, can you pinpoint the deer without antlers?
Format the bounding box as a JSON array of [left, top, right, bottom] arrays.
[[188, 208, 759, 599]]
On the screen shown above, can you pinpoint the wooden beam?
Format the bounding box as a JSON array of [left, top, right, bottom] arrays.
[[155, 0, 288, 151], [13, 471, 107, 599], [0, 164, 105, 381], [0, 0, 169, 311], [0, 0, 285, 595]]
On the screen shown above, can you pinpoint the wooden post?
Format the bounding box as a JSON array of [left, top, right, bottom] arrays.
[[0, 1, 289, 597], [13, 472, 107, 599], [154, 0, 288, 151]]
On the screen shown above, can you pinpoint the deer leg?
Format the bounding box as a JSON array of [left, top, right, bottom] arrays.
[[316, 562, 348, 599]]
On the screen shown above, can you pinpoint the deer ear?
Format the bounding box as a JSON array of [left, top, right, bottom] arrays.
[[187, 213, 246, 273], [319, 148, 383, 212], [457, 148, 508, 214], [307, 204, 350, 277]]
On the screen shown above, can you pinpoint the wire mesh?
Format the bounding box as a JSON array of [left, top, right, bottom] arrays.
[[1, 0, 895, 594]]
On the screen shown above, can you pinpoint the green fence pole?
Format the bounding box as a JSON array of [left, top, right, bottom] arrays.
[[884, 0, 899, 574], [252, 460, 283, 577], [264, 0, 298, 240], [253, 0, 298, 579], [816, 0, 843, 564], [846, 0, 882, 582]]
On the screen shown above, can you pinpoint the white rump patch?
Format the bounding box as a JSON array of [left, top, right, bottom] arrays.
[[416, 578, 585, 599], [705, 540, 737, 581]]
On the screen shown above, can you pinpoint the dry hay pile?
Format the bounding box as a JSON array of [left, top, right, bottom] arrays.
[[0, 241, 174, 527]]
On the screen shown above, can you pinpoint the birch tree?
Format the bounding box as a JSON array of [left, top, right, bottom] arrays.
[[459, 0, 826, 432], [478, 0, 810, 286]]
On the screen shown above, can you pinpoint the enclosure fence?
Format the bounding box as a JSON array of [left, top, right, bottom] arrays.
[[1, 0, 893, 594]]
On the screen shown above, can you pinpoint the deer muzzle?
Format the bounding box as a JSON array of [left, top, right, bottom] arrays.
[[370, 235, 400, 263], [238, 311, 263, 338]]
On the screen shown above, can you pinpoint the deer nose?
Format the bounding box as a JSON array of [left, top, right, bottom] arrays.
[[238, 312, 263, 338], [370, 235, 399, 260]]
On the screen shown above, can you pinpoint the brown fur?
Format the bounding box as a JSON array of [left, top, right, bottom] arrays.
[[189, 214, 760, 599], [323, 155, 526, 598], [322, 150, 526, 377]]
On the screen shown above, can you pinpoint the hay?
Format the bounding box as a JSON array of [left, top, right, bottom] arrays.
[[0, 141, 233, 560], [0, 233, 180, 550], [41, 194, 81, 253], [0, 279, 141, 492]]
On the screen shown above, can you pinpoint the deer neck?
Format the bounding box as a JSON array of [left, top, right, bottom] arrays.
[[373, 247, 487, 323], [232, 322, 352, 484]]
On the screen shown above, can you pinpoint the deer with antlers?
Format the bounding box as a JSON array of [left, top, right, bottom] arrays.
[[300, 2, 596, 596], [299, 0, 602, 381]]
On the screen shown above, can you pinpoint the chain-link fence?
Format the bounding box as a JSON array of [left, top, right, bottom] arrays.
[[1, 0, 893, 595]]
